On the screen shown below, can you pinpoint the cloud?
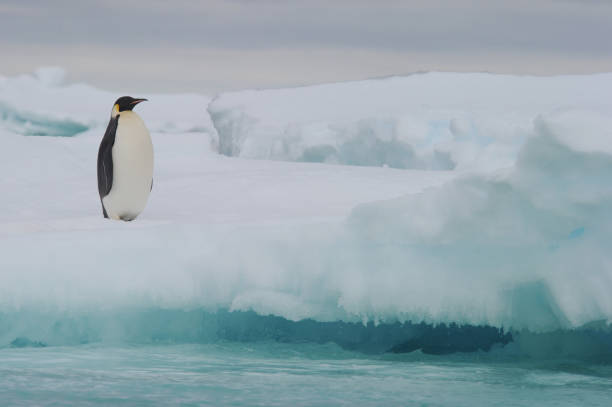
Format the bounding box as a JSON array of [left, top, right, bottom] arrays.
[[2, 0, 611, 53], [0, 0, 611, 91]]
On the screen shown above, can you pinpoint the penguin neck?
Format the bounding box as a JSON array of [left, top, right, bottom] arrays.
[[118, 111, 142, 121], [116, 111, 145, 127], [112, 109, 142, 120]]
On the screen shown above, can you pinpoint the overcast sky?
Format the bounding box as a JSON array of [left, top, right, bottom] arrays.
[[1, 0, 611, 93]]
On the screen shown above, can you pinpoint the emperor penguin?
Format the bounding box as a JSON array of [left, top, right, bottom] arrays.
[[97, 96, 153, 221]]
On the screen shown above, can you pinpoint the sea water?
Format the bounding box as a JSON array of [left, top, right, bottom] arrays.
[[2, 342, 611, 406]]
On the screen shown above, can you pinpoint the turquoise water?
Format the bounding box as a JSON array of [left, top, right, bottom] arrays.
[[2, 342, 611, 406]]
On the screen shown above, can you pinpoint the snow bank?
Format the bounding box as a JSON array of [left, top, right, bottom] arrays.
[[339, 110, 612, 330], [1, 69, 611, 352], [179, 111, 612, 332], [0, 67, 215, 137], [1, 111, 611, 334], [209, 72, 612, 171]]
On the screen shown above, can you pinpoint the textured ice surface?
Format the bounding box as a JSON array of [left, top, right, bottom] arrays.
[[0, 67, 215, 138], [209, 72, 612, 171], [342, 111, 612, 331], [1, 70, 611, 356]]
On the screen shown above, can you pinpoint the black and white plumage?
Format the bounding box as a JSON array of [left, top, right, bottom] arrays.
[[97, 96, 153, 221]]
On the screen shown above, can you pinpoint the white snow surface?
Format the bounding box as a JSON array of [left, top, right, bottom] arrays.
[[1, 69, 612, 333], [0, 67, 215, 137], [209, 72, 612, 172]]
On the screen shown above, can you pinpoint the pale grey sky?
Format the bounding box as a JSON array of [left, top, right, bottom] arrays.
[[1, 0, 611, 93]]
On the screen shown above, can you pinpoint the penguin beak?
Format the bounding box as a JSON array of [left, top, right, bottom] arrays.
[[130, 98, 148, 105]]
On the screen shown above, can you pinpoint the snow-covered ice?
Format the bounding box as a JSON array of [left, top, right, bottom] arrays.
[[209, 72, 612, 172], [1, 68, 611, 346], [0, 67, 215, 137]]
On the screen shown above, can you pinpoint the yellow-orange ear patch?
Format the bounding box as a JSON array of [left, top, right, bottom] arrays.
[[114, 104, 119, 113]]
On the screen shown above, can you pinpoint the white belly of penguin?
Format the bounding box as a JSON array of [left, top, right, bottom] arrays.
[[102, 111, 154, 220]]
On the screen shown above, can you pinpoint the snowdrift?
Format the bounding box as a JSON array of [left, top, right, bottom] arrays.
[[1, 69, 611, 358], [209, 72, 612, 171], [343, 111, 612, 331], [0, 67, 215, 137]]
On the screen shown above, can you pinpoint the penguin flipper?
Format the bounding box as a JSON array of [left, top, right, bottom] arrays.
[[97, 117, 118, 199]]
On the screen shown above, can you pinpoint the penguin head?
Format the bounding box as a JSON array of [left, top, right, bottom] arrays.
[[111, 96, 147, 117]]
